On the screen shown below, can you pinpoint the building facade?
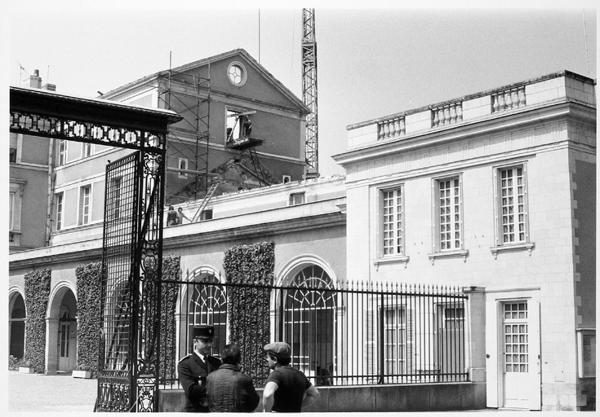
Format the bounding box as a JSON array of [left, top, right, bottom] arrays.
[[8, 68, 595, 411], [334, 70, 596, 410]]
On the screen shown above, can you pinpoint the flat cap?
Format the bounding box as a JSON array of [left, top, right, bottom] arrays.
[[192, 325, 215, 339], [264, 342, 291, 360]]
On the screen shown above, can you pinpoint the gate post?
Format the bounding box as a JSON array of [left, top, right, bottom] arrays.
[[462, 286, 486, 383]]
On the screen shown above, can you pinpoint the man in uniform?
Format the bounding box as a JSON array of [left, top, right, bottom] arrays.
[[177, 325, 222, 412], [262, 342, 320, 412]]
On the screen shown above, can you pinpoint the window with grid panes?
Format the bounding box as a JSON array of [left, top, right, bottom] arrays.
[[437, 177, 462, 250], [58, 140, 67, 166], [55, 192, 64, 231], [83, 142, 92, 158], [499, 166, 528, 244], [384, 307, 407, 375], [78, 185, 91, 225], [382, 187, 404, 256], [503, 302, 528, 373]]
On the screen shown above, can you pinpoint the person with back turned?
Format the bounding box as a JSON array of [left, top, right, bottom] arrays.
[[206, 343, 259, 412], [262, 342, 320, 412], [177, 325, 221, 412]]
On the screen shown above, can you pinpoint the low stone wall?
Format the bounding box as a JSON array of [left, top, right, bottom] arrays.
[[159, 382, 486, 412]]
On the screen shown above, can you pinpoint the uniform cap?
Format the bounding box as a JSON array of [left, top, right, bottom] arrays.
[[264, 342, 291, 360], [192, 325, 215, 339]]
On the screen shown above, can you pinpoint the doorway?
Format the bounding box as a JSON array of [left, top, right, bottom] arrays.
[[57, 306, 77, 372], [500, 300, 540, 409]]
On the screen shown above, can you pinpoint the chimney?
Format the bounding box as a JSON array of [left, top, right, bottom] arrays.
[[43, 83, 56, 91], [29, 69, 42, 88]]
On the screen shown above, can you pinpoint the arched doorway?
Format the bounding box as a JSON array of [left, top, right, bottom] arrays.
[[47, 286, 77, 373], [9, 292, 26, 359], [282, 264, 335, 386]]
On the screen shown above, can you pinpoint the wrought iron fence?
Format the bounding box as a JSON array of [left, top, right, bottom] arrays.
[[159, 279, 469, 389]]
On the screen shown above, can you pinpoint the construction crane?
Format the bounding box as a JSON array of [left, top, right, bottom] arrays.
[[301, 8, 319, 179]]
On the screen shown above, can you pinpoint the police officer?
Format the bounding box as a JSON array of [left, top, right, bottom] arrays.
[[177, 325, 222, 412]]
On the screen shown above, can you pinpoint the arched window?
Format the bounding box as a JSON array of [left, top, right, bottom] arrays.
[[284, 265, 335, 385], [187, 270, 227, 356], [9, 293, 26, 359]]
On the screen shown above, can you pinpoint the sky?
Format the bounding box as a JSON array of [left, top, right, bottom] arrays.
[[4, 1, 598, 177]]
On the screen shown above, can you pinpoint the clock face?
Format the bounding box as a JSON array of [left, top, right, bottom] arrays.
[[227, 62, 247, 87]]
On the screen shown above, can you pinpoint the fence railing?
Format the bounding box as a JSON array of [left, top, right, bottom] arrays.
[[159, 279, 469, 389]]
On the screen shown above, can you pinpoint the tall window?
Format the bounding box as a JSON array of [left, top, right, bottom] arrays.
[[384, 307, 408, 376], [436, 177, 462, 251], [178, 158, 188, 178], [497, 166, 528, 244], [283, 265, 335, 384], [78, 185, 91, 225], [58, 140, 67, 166], [82, 142, 92, 158], [10, 133, 18, 163], [9, 192, 15, 231], [382, 187, 404, 256], [55, 192, 64, 231]]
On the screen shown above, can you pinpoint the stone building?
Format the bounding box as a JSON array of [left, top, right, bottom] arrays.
[[8, 66, 595, 411], [334, 70, 596, 410]]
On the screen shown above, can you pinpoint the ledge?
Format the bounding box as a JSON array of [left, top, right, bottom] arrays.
[[428, 249, 469, 264], [374, 255, 410, 270], [490, 242, 535, 259]]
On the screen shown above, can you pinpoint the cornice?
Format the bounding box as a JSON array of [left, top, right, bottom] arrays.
[[334, 100, 595, 167], [9, 212, 346, 271]]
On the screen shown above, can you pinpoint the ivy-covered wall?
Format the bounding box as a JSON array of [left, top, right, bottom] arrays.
[[24, 268, 51, 373], [75, 262, 102, 374], [160, 256, 181, 383], [223, 241, 274, 386]]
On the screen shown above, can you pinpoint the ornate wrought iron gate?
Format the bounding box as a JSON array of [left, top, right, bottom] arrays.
[[96, 150, 165, 412], [10, 86, 180, 413]]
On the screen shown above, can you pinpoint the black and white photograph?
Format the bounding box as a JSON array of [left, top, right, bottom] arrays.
[[5, 1, 597, 413]]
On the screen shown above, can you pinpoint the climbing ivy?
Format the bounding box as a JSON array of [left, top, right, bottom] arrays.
[[24, 268, 51, 373], [75, 262, 102, 375], [223, 241, 274, 387], [160, 256, 181, 383]]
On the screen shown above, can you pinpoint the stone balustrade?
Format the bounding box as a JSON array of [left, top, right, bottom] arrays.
[[431, 102, 463, 127], [491, 86, 526, 113], [345, 70, 595, 150], [377, 116, 405, 140]]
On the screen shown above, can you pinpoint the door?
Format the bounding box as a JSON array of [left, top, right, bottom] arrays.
[[57, 314, 77, 371], [501, 300, 540, 409]]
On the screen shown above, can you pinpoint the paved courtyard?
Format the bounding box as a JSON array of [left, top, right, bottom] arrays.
[[8, 371, 97, 413]]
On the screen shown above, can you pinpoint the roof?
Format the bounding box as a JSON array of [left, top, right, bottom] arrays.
[[102, 48, 310, 114], [10, 86, 183, 132]]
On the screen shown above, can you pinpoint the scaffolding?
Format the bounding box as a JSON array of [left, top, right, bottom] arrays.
[[156, 61, 273, 211], [157, 65, 212, 204]]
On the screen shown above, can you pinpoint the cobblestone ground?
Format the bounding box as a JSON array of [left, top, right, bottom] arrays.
[[8, 371, 97, 412]]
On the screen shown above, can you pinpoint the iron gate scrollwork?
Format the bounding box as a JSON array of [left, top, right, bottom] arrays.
[[96, 148, 165, 412]]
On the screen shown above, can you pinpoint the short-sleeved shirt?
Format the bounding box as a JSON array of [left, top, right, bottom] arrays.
[[266, 365, 312, 412]]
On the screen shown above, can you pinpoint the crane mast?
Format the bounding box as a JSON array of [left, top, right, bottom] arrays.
[[301, 8, 319, 178]]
